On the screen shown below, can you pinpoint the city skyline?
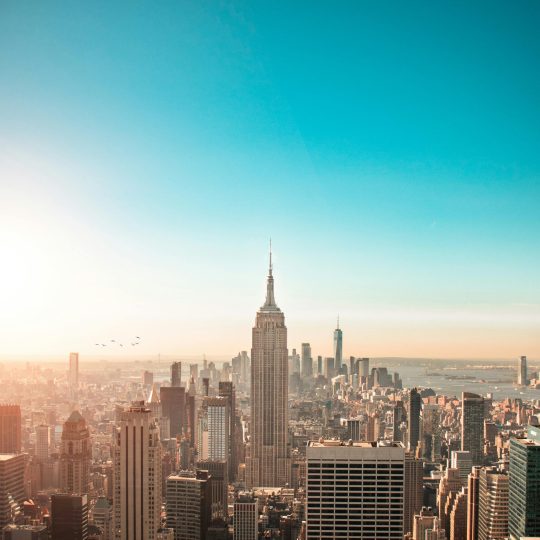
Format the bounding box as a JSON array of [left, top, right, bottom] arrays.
[[2, 2, 540, 359]]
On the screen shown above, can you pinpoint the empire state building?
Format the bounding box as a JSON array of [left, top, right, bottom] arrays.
[[246, 251, 291, 488]]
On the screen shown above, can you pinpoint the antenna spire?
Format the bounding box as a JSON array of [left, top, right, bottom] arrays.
[[337, 314, 340, 329], [269, 237, 273, 276]]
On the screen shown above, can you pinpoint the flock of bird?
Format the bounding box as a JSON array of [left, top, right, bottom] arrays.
[[95, 336, 141, 347]]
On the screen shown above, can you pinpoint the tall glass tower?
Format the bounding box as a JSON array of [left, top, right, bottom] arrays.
[[333, 318, 343, 372], [509, 426, 540, 539]]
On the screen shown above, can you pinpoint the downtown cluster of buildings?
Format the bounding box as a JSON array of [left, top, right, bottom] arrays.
[[1, 258, 540, 539]]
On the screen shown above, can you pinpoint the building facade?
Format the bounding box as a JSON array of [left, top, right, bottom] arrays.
[[306, 440, 405, 539], [246, 253, 291, 488], [60, 411, 91, 495], [113, 402, 161, 540]]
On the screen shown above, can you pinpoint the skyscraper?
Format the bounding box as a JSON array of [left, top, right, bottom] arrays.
[[477, 467, 508, 540], [60, 411, 91, 495], [404, 451, 424, 536], [113, 402, 162, 540], [508, 426, 540, 539], [301, 343, 312, 378], [467, 466, 481, 540], [0, 405, 21, 454], [246, 250, 290, 488], [517, 355, 528, 386], [69, 352, 79, 388], [35, 425, 50, 462], [333, 318, 343, 372], [51, 493, 89, 540], [408, 388, 422, 452], [306, 440, 405, 539], [160, 386, 185, 440], [234, 492, 258, 540], [461, 392, 485, 465], [171, 362, 182, 387], [218, 381, 237, 479], [0, 454, 25, 530], [206, 397, 230, 462], [165, 470, 211, 540]]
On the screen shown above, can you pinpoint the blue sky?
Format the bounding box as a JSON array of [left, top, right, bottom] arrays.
[[1, 1, 539, 358]]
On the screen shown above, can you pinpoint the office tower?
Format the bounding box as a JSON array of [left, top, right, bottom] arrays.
[[347, 418, 362, 442], [451, 451, 473, 486], [0, 454, 25, 529], [358, 357, 370, 378], [91, 497, 113, 540], [301, 343, 312, 378], [477, 467, 508, 540], [404, 451, 424, 536], [234, 492, 258, 540], [196, 459, 228, 519], [316, 356, 322, 375], [333, 318, 343, 372], [508, 426, 540, 539], [450, 488, 467, 540], [0, 405, 21, 453], [461, 392, 485, 465], [206, 397, 230, 461], [160, 386, 185, 439], [438, 468, 462, 533], [413, 507, 436, 540], [69, 352, 79, 388], [189, 364, 198, 382], [246, 251, 291, 488], [467, 466, 481, 540], [408, 388, 422, 452], [156, 529, 174, 540], [142, 370, 153, 386], [113, 402, 162, 540], [422, 404, 441, 461], [171, 362, 182, 387], [306, 440, 405, 539], [35, 425, 50, 461], [323, 357, 335, 379], [59, 411, 91, 495], [517, 355, 528, 386], [51, 494, 88, 540], [218, 381, 237, 479], [393, 401, 406, 442], [165, 470, 211, 540], [425, 519, 446, 540]]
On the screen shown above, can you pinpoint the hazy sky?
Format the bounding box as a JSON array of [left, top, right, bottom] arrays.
[[1, 1, 540, 359]]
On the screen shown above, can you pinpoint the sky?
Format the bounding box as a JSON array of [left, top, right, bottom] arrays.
[[1, 1, 539, 360]]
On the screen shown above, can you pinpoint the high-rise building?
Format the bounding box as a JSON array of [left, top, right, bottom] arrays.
[[517, 355, 528, 386], [165, 470, 211, 540], [438, 468, 462, 534], [160, 386, 185, 439], [461, 392, 485, 465], [408, 388, 422, 452], [333, 319, 343, 372], [0, 405, 21, 454], [142, 370, 153, 387], [196, 459, 228, 519], [323, 357, 335, 380], [206, 397, 230, 462], [218, 381, 237, 479], [449, 488, 467, 540], [467, 466, 481, 540], [451, 451, 473, 486], [358, 358, 370, 378], [233, 492, 258, 540], [113, 402, 162, 540], [306, 440, 405, 539], [60, 411, 91, 495], [246, 251, 290, 488], [413, 507, 436, 540], [171, 362, 182, 387], [51, 494, 88, 540], [404, 451, 423, 536], [35, 425, 50, 462], [508, 426, 540, 539], [69, 352, 79, 388], [301, 343, 312, 378], [393, 401, 406, 442], [0, 454, 26, 530], [477, 467, 508, 540]]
